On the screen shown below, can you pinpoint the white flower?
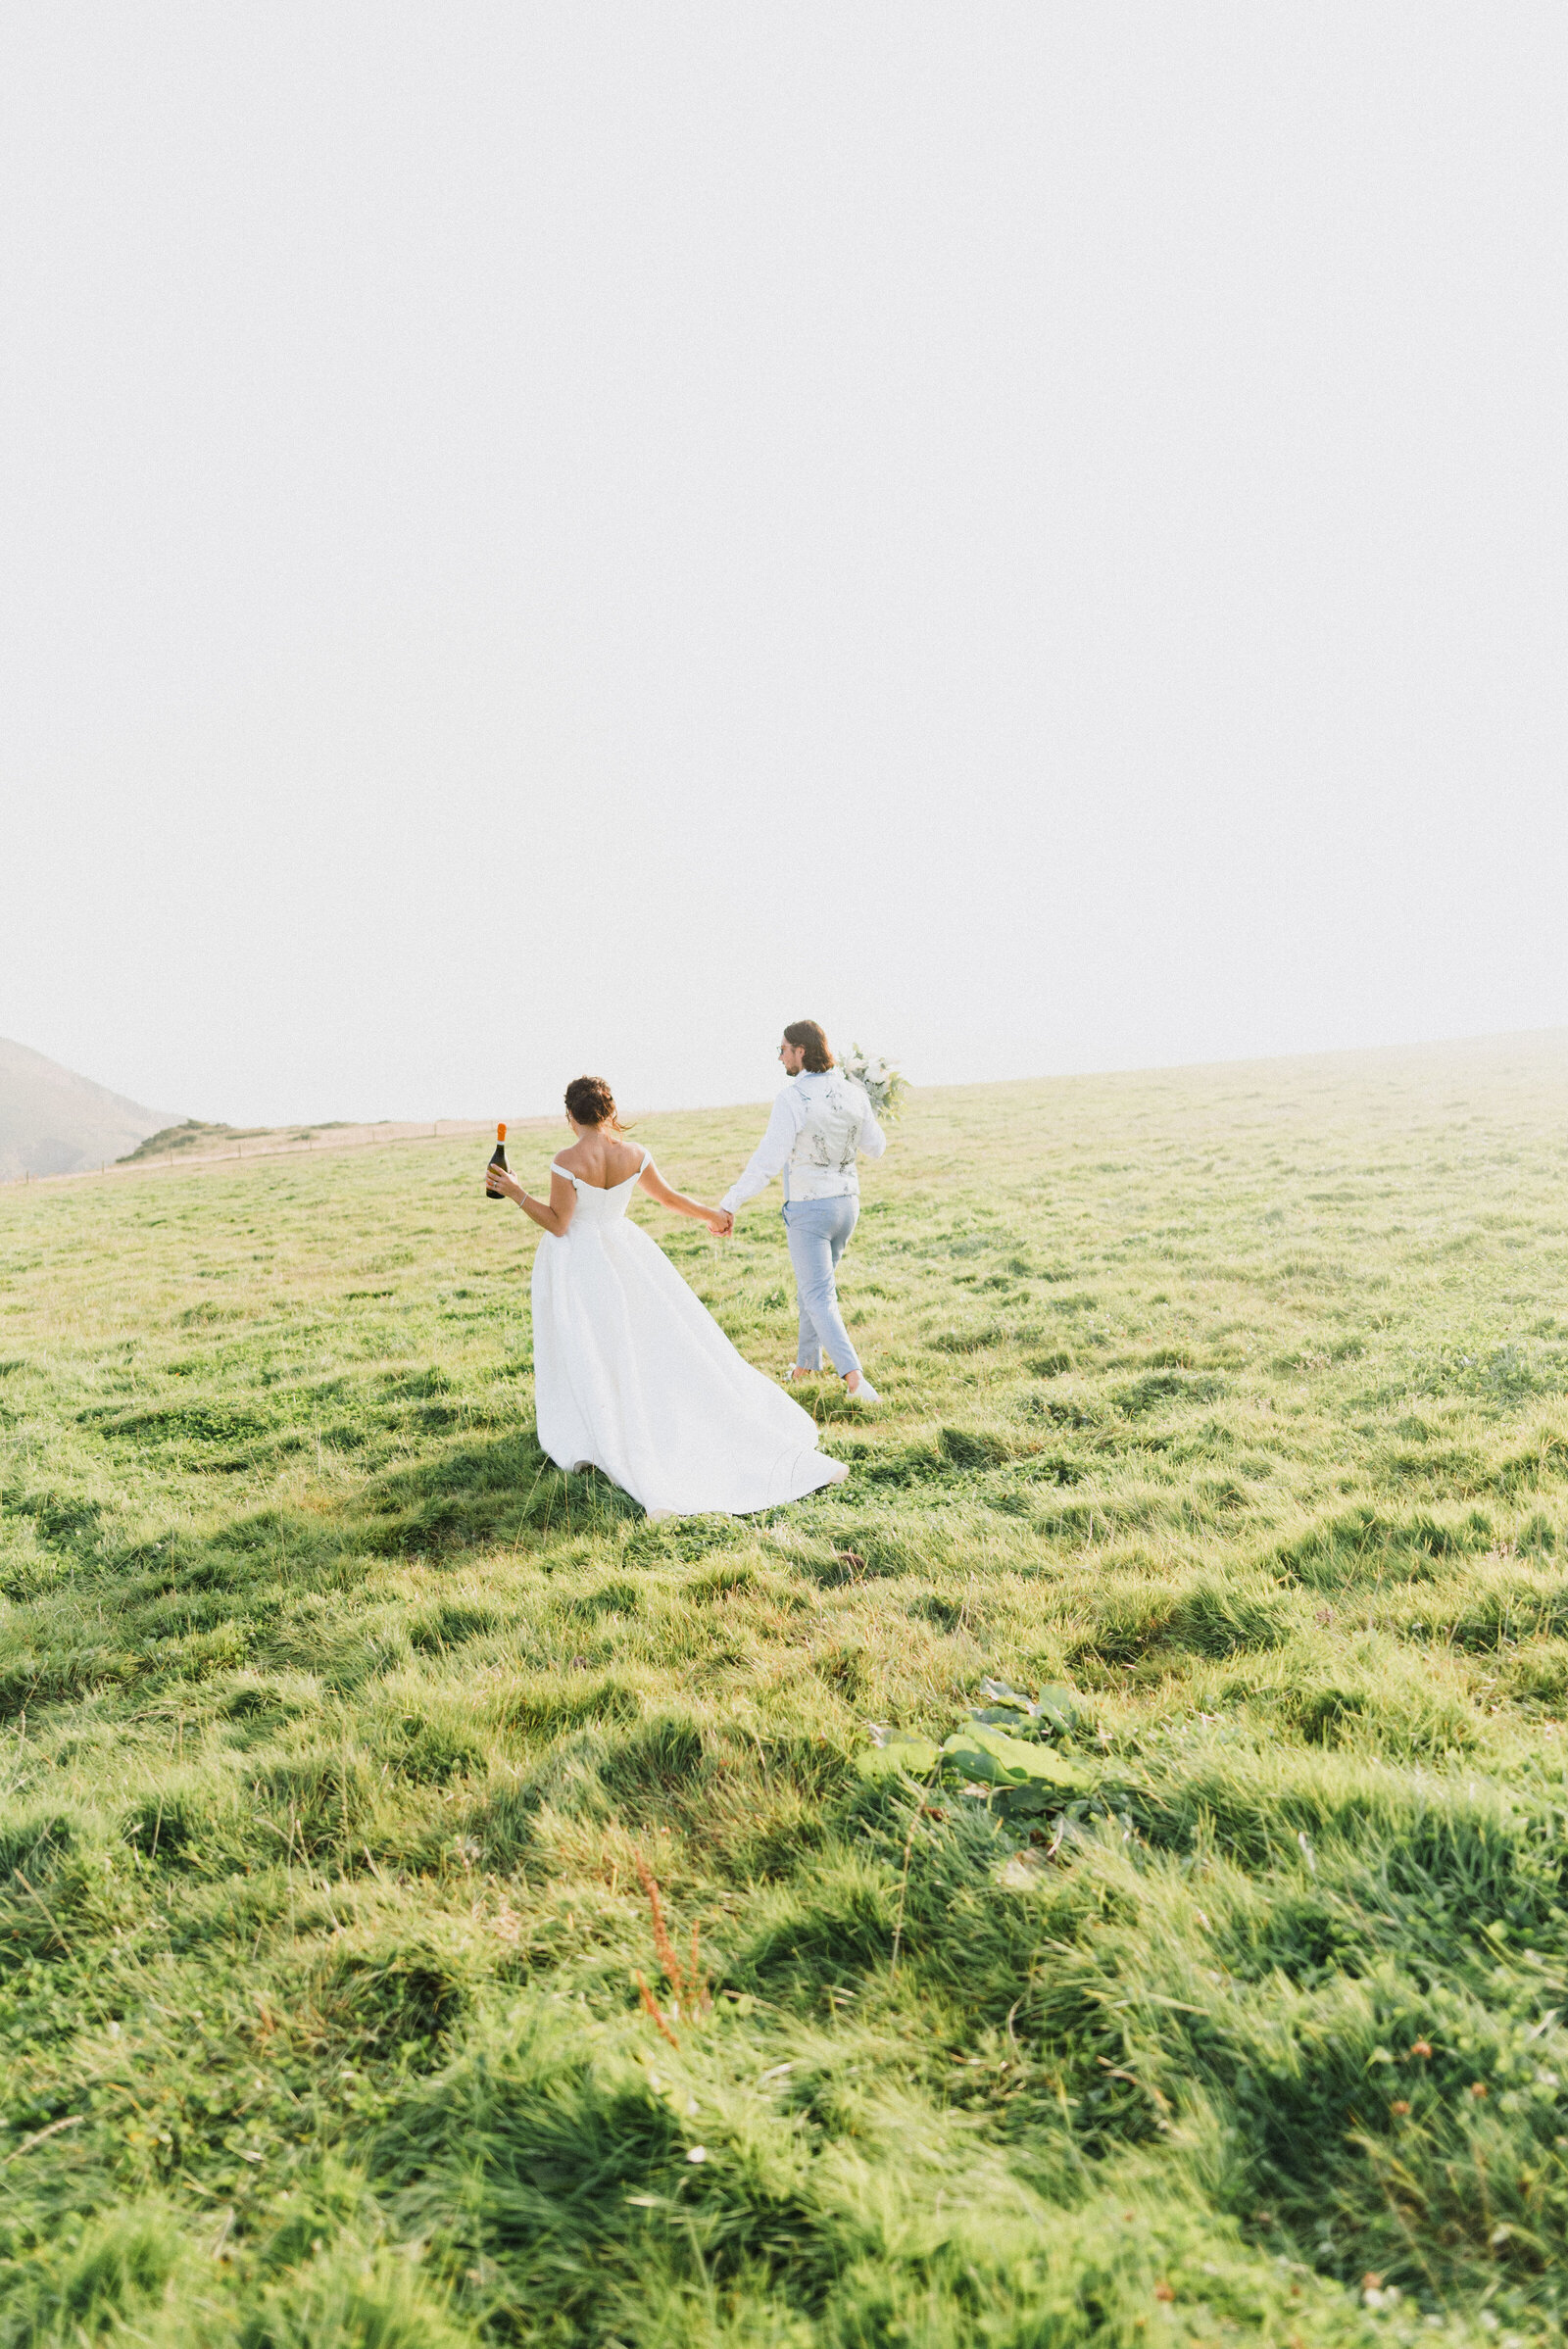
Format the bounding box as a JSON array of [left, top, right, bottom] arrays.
[[841, 1043, 905, 1121]]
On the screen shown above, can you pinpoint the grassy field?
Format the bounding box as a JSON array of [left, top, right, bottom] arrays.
[[4, 1036, 1568, 2347]]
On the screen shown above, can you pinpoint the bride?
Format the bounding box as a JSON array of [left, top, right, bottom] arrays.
[[486, 1075, 850, 1518]]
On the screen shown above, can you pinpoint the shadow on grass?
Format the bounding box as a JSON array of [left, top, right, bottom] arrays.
[[354, 1434, 642, 1551]]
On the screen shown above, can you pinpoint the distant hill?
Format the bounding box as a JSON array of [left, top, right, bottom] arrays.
[[118, 1118, 254, 1164], [0, 1037, 181, 1182]]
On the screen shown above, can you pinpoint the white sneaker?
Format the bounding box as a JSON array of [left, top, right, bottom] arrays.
[[846, 1375, 880, 1404]]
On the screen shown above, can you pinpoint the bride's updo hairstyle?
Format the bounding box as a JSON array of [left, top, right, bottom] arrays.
[[783, 1020, 835, 1073], [564, 1075, 620, 1130]]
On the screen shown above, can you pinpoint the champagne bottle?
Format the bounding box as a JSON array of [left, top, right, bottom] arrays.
[[486, 1122, 509, 1199]]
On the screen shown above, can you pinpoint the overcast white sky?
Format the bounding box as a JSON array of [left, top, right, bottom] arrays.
[[1, 6, 1564, 1126]]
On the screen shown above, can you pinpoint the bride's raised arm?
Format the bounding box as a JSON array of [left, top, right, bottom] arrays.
[[638, 1158, 730, 1235]]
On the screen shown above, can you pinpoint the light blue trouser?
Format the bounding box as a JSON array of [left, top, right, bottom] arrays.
[[784, 1193, 861, 1376]]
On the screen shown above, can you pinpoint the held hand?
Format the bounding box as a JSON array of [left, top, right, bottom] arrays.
[[487, 1167, 525, 1204], [708, 1206, 734, 1237]]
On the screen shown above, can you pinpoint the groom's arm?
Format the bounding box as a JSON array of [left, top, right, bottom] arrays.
[[720, 1091, 802, 1215], [858, 1096, 888, 1162]]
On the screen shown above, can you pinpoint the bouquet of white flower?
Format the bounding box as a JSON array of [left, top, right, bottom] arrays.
[[840, 1044, 906, 1123]]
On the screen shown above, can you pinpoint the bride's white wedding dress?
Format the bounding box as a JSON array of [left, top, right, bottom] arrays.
[[531, 1150, 850, 1517]]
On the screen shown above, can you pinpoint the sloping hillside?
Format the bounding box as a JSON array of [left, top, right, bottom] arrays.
[[4, 1038, 1568, 2341], [0, 1035, 180, 1181]]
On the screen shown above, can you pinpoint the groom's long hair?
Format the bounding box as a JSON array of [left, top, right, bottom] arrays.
[[783, 1021, 835, 1074]]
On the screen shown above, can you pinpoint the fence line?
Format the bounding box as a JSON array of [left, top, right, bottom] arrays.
[[3, 1117, 559, 1193]]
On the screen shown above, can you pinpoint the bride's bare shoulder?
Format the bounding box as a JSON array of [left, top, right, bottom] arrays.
[[557, 1134, 641, 1184]]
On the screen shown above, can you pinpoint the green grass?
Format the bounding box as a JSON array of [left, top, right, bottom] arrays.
[[4, 1034, 1568, 2346]]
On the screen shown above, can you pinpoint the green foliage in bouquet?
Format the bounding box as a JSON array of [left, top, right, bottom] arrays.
[[840, 1041, 906, 1121]]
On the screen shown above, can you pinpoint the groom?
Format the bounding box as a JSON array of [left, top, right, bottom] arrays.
[[717, 1020, 886, 1401]]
